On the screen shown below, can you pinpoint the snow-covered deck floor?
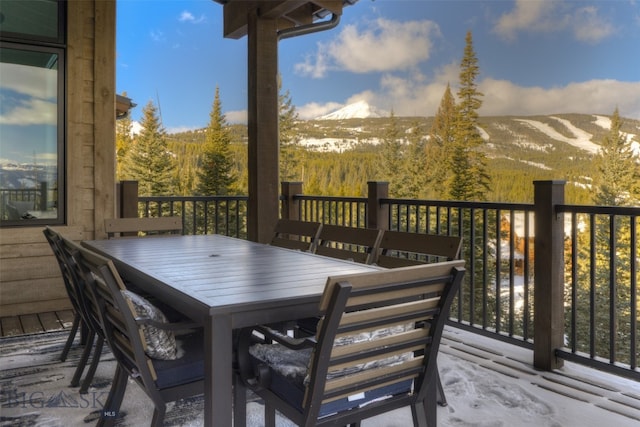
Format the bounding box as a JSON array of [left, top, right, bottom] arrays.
[[367, 326, 640, 426], [1, 327, 638, 426]]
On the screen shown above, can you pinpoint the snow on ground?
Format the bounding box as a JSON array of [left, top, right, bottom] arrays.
[[593, 115, 640, 156], [1, 328, 639, 427], [514, 118, 601, 154]]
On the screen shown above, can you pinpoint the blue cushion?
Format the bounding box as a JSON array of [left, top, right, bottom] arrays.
[[262, 363, 411, 417], [249, 340, 413, 417], [152, 331, 205, 389]]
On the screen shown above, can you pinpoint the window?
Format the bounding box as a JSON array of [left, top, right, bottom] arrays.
[[0, 0, 65, 226]]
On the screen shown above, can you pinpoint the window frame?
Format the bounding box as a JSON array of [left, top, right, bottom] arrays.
[[0, 1, 66, 227]]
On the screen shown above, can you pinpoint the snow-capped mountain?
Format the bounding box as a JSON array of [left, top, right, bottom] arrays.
[[316, 100, 385, 120]]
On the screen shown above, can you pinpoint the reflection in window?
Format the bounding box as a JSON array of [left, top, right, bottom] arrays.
[[0, 46, 61, 222]]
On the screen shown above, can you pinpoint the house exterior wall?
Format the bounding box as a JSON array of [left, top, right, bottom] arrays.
[[0, 0, 116, 316]]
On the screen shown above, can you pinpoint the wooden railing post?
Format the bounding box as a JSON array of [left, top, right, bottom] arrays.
[[533, 180, 566, 371], [367, 181, 389, 230], [118, 180, 139, 219], [281, 182, 302, 221]]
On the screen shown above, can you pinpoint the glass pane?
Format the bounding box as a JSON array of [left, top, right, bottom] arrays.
[[0, 0, 59, 41], [0, 46, 59, 222]]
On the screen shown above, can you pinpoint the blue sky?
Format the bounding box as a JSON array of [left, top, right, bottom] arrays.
[[116, 0, 640, 132]]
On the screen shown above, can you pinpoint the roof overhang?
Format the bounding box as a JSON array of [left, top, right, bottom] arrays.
[[211, 0, 358, 39], [116, 94, 136, 119]]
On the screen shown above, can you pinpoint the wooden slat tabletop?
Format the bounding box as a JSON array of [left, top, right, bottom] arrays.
[[83, 234, 379, 321]]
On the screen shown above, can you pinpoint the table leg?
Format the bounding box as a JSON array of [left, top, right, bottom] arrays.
[[204, 314, 233, 427]]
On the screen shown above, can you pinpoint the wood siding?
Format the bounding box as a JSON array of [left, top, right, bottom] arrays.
[[0, 1, 116, 317]]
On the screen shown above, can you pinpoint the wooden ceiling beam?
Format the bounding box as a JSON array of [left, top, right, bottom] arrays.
[[282, 4, 315, 26], [220, 0, 345, 39], [309, 1, 344, 15], [257, 1, 309, 19], [221, 1, 257, 39]]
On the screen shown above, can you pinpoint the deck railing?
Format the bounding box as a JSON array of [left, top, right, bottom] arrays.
[[137, 195, 249, 238], [558, 203, 639, 377], [122, 180, 639, 380]]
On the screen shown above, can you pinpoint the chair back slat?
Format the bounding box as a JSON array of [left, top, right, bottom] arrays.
[[270, 219, 322, 252], [319, 261, 457, 311], [57, 235, 105, 335], [375, 230, 462, 268], [304, 260, 465, 416], [315, 225, 383, 264], [43, 227, 84, 316], [105, 217, 183, 239], [323, 358, 424, 401], [72, 243, 160, 384]]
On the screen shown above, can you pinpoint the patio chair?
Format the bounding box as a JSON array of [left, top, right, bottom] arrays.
[[43, 227, 85, 361], [269, 219, 322, 252], [295, 224, 383, 336], [235, 260, 465, 427], [43, 227, 103, 394], [104, 216, 182, 239], [5, 203, 21, 220], [375, 230, 463, 268], [314, 224, 383, 264], [374, 230, 463, 406], [71, 241, 204, 427]]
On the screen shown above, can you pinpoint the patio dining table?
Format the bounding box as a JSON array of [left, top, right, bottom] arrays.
[[82, 234, 381, 427]]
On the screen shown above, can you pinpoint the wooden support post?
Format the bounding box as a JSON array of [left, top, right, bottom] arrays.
[[281, 182, 302, 221], [367, 181, 389, 231], [93, 0, 116, 238], [246, 13, 279, 244], [533, 180, 566, 371], [118, 181, 139, 219]]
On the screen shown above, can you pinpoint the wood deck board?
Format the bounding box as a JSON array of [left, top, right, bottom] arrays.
[[56, 310, 75, 328], [38, 312, 64, 332], [0, 311, 73, 337], [19, 314, 44, 334], [1, 316, 23, 337]]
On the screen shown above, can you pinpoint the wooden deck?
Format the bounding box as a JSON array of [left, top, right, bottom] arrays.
[[0, 310, 75, 337]]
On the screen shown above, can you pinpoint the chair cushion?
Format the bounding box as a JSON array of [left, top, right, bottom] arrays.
[[121, 290, 178, 360], [152, 331, 205, 389], [249, 343, 412, 417]]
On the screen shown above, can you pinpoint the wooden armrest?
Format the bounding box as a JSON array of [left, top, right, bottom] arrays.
[[254, 325, 316, 350], [236, 324, 316, 389]]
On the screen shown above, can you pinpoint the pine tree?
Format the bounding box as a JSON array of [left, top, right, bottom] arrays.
[[427, 84, 456, 199], [196, 86, 235, 196], [115, 93, 133, 182], [450, 31, 491, 201], [379, 111, 405, 197], [122, 100, 174, 196], [593, 107, 640, 206], [404, 120, 427, 199], [279, 76, 301, 182], [570, 108, 640, 363]]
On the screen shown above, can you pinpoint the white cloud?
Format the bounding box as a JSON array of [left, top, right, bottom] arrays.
[[225, 109, 248, 124], [572, 6, 615, 43], [150, 29, 165, 42], [478, 78, 640, 119], [494, 0, 558, 41], [0, 98, 57, 126], [179, 10, 205, 24], [0, 62, 57, 126], [0, 62, 57, 100], [297, 102, 344, 120], [295, 18, 441, 78], [306, 71, 640, 121], [494, 0, 614, 43]]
